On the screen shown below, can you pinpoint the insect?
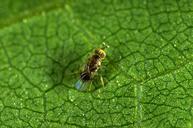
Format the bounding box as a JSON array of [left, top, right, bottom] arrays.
[[75, 43, 108, 91]]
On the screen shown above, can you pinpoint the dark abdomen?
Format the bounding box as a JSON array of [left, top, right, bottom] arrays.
[[80, 72, 91, 81]]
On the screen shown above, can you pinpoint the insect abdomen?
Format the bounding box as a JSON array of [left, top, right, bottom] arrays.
[[80, 72, 91, 81]]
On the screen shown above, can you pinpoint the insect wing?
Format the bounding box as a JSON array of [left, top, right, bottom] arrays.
[[75, 80, 89, 91]]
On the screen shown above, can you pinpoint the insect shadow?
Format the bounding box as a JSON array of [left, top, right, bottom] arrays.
[[45, 42, 90, 92]]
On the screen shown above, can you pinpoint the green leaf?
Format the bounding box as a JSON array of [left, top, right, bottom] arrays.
[[0, 0, 193, 127]]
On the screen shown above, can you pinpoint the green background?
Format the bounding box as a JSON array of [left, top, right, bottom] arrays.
[[0, 0, 193, 127]]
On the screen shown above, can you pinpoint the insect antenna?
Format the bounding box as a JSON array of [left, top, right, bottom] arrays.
[[101, 42, 109, 50]]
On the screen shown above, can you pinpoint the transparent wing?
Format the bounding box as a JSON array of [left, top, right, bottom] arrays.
[[75, 79, 89, 91]]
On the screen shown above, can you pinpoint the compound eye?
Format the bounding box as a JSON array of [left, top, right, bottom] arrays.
[[100, 52, 106, 58]]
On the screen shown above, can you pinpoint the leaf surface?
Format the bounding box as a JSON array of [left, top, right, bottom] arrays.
[[0, 0, 193, 128]]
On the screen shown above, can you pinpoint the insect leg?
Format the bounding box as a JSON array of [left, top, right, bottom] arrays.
[[100, 75, 104, 87], [88, 81, 92, 92]]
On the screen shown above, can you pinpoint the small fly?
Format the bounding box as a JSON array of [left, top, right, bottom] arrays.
[[75, 43, 109, 91]]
